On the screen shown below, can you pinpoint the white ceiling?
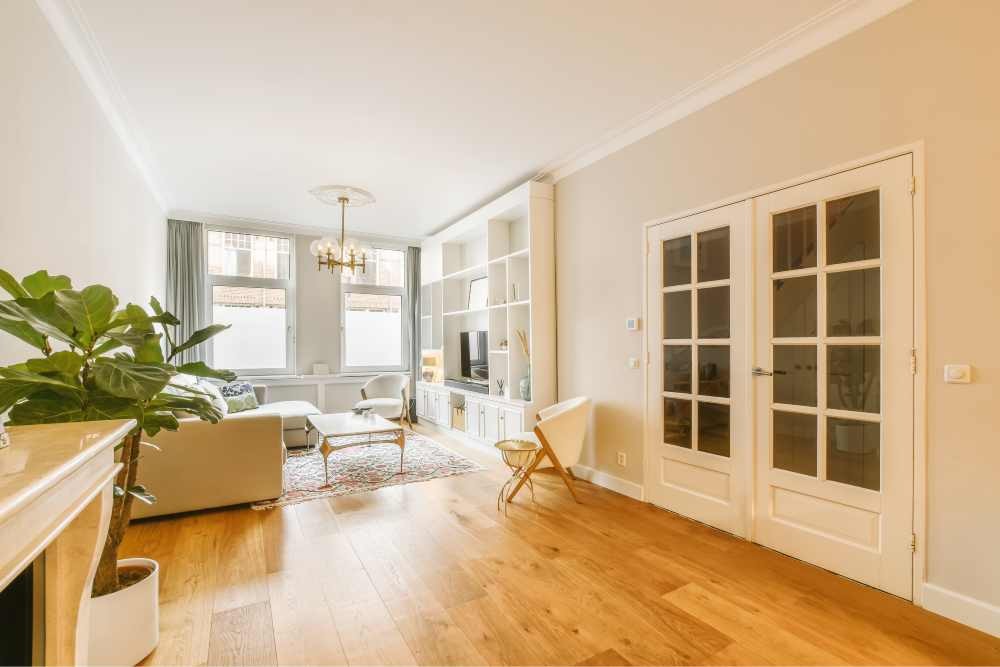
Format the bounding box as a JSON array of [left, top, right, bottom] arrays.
[[76, 0, 842, 238]]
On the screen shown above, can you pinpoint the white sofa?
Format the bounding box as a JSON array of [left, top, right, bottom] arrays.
[[133, 385, 319, 518]]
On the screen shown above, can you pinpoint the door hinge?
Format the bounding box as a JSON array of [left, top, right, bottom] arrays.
[[907, 176, 916, 195], [910, 348, 917, 375], [909, 533, 917, 551]]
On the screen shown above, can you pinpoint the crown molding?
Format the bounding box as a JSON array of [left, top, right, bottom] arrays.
[[169, 209, 425, 246], [540, 0, 913, 183], [35, 0, 168, 210]]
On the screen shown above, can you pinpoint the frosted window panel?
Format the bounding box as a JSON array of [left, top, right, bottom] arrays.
[[344, 293, 402, 367], [212, 286, 287, 370]]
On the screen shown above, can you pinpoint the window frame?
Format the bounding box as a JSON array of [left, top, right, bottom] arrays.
[[340, 245, 409, 374], [204, 225, 296, 377]]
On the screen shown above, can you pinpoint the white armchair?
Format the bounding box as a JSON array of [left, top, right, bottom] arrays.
[[355, 374, 411, 428], [505, 396, 591, 503]]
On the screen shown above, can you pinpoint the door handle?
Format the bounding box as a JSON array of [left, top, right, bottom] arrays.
[[751, 367, 773, 377]]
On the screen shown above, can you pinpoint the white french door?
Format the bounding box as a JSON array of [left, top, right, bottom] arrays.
[[645, 154, 916, 598], [752, 155, 914, 598], [645, 202, 751, 538]]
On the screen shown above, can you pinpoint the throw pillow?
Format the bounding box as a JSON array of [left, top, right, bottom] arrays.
[[220, 381, 259, 413]]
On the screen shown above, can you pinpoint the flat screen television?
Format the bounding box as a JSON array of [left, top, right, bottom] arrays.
[[459, 330, 489, 383]]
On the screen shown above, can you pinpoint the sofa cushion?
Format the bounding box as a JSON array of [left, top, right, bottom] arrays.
[[355, 397, 403, 420], [257, 400, 321, 431]]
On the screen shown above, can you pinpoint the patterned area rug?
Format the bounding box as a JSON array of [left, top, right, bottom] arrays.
[[251, 431, 484, 510]]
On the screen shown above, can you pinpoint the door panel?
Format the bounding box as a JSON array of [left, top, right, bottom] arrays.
[[752, 154, 913, 599], [645, 202, 751, 537]]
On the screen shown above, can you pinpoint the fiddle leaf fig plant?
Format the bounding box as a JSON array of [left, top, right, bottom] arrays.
[[0, 269, 236, 596]]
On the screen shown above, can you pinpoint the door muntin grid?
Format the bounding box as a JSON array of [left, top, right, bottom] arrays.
[[662, 226, 732, 457], [768, 189, 883, 490]]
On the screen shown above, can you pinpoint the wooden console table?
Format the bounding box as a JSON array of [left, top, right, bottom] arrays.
[[0, 419, 133, 665]]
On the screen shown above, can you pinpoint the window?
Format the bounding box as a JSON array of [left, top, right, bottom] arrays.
[[342, 248, 407, 372], [206, 229, 294, 375]]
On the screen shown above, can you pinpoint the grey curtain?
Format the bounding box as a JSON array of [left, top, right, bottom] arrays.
[[166, 219, 207, 364], [406, 246, 421, 418]]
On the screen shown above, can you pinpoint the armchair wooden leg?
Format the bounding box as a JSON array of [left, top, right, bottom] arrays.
[[535, 427, 581, 504]]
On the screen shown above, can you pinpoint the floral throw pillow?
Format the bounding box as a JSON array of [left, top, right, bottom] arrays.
[[220, 381, 259, 414]]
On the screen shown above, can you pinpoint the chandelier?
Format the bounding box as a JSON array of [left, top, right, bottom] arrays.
[[308, 185, 375, 275]]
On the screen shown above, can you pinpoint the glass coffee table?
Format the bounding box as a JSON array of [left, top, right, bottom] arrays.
[[306, 412, 406, 487]]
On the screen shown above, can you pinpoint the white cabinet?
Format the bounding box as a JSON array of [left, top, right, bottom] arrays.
[[465, 396, 482, 438], [416, 383, 526, 444], [500, 406, 524, 439], [415, 386, 428, 419], [433, 390, 451, 428], [482, 402, 500, 442]]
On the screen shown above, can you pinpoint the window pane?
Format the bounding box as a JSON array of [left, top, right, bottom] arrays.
[[212, 286, 287, 370], [664, 346, 692, 393], [773, 411, 816, 476], [663, 237, 691, 287], [773, 276, 817, 338], [697, 227, 729, 282], [345, 292, 402, 367], [698, 403, 730, 457], [697, 286, 729, 339], [827, 268, 880, 336], [827, 190, 879, 265], [827, 346, 880, 413], [663, 398, 692, 448], [207, 231, 290, 279], [827, 418, 880, 491], [773, 206, 817, 272], [773, 345, 817, 407], [663, 291, 692, 339], [698, 345, 729, 398], [342, 248, 405, 287]]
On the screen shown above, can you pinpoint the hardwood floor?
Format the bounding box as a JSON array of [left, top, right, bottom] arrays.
[[123, 423, 1000, 666]]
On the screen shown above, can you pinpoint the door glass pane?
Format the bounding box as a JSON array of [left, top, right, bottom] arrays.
[[773, 411, 817, 476], [212, 286, 287, 370], [663, 398, 692, 448], [827, 346, 880, 413], [827, 418, 880, 490], [697, 286, 730, 338], [697, 227, 730, 282], [773, 206, 817, 272], [663, 291, 692, 339], [827, 190, 879, 265], [698, 346, 730, 398], [663, 237, 691, 287], [827, 268, 880, 336], [773, 345, 817, 407], [698, 403, 730, 457], [664, 346, 692, 393], [773, 276, 817, 337]]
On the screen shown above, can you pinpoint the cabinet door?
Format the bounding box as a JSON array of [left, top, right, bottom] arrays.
[[415, 387, 427, 418], [435, 391, 451, 428], [501, 407, 524, 439], [465, 398, 481, 437], [482, 402, 500, 442]]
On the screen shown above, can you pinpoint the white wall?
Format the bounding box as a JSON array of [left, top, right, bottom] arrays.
[[0, 1, 165, 366], [555, 0, 1000, 625]]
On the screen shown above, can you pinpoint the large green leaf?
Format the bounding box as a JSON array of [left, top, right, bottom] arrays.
[[168, 324, 230, 361], [25, 351, 84, 378], [84, 393, 140, 421], [0, 313, 47, 351], [149, 297, 181, 326], [0, 269, 29, 299], [176, 361, 237, 382], [5, 295, 77, 345], [7, 397, 87, 425], [142, 411, 180, 436], [93, 358, 171, 400], [21, 270, 72, 298], [134, 333, 165, 363], [0, 379, 43, 413], [53, 285, 117, 344], [0, 366, 81, 391]]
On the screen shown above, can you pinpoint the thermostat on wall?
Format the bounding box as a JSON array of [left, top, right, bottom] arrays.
[[625, 317, 640, 331]]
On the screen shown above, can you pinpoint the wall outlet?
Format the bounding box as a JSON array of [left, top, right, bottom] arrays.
[[616, 452, 627, 467]]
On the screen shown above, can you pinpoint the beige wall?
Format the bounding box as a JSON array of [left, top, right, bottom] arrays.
[[555, 0, 999, 607], [0, 1, 165, 366], [295, 235, 342, 374]]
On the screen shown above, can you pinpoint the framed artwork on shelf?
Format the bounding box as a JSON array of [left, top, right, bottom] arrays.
[[468, 277, 488, 310]]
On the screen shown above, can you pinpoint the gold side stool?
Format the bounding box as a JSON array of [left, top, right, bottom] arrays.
[[494, 439, 541, 514]]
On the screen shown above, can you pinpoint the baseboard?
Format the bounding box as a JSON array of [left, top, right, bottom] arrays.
[[922, 583, 1000, 638], [571, 465, 644, 501]]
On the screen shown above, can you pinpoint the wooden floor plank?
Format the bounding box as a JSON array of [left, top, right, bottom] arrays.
[[124, 422, 1000, 667]]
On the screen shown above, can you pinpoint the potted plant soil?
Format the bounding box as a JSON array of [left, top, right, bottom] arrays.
[[0, 269, 235, 665]]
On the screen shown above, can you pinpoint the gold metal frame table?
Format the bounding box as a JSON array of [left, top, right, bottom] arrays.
[[305, 412, 406, 487]]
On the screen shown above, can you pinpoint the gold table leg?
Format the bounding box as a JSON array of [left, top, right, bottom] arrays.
[[319, 437, 333, 487], [396, 429, 405, 473]]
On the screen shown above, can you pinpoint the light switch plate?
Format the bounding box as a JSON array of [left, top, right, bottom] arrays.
[[627, 357, 640, 369], [944, 364, 971, 384], [625, 317, 640, 331]]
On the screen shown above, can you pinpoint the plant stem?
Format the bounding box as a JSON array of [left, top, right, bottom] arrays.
[[92, 430, 141, 597]]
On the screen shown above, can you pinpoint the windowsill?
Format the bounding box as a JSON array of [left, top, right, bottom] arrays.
[[239, 371, 410, 384]]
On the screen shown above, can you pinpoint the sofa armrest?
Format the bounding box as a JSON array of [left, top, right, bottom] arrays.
[[253, 384, 269, 405]]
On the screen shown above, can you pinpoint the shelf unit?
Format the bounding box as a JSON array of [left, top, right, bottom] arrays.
[[417, 181, 554, 442]]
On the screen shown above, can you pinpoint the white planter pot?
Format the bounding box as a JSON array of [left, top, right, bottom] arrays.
[[88, 558, 159, 666]]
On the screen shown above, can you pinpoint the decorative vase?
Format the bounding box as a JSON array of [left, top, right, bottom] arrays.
[[88, 558, 159, 666], [519, 368, 531, 402]]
